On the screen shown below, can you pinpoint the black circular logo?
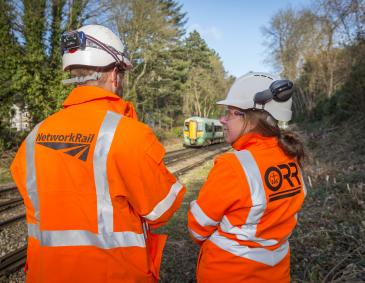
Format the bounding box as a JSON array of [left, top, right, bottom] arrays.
[[264, 166, 282, 191]]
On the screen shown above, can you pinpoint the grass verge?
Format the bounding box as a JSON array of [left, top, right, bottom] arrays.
[[291, 114, 365, 282], [157, 160, 214, 283], [0, 151, 15, 184]]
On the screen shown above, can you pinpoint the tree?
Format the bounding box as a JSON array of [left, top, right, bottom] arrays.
[[110, 0, 189, 129], [263, 0, 365, 120], [183, 31, 231, 119], [0, 0, 21, 149], [111, 0, 185, 104], [10, 0, 98, 127]]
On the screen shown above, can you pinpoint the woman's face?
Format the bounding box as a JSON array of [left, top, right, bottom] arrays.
[[219, 106, 246, 144]]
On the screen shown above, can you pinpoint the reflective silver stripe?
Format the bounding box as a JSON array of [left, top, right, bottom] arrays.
[[189, 227, 207, 241], [28, 223, 41, 239], [143, 181, 184, 221], [220, 216, 278, 246], [26, 123, 42, 221], [27, 224, 145, 248], [190, 200, 219, 226], [25, 112, 146, 249], [209, 231, 289, 266], [226, 150, 278, 245], [93, 111, 122, 233]]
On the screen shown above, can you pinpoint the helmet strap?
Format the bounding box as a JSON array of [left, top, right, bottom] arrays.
[[253, 102, 266, 110], [62, 72, 102, 85]]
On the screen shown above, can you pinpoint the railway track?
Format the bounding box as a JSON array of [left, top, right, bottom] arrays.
[[0, 246, 27, 280], [0, 143, 230, 279], [173, 150, 227, 175], [0, 214, 25, 229], [0, 198, 23, 213], [0, 184, 17, 196], [164, 143, 226, 165]]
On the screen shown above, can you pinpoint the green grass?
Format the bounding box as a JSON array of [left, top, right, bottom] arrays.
[[0, 150, 15, 184], [291, 114, 365, 282], [156, 160, 214, 283]]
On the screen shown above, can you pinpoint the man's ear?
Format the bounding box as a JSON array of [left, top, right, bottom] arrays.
[[112, 67, 119, 87]]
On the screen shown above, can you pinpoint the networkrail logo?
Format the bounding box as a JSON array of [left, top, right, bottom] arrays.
[[36, 132, 95, 161]]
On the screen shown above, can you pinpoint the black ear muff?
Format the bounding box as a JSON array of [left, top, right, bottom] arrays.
[[254, 89, 273, 105], [270, 80, 293, 102], [254, 80, 294, 106]]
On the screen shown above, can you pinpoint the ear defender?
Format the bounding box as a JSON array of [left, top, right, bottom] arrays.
[[254, 80, 294, 106]]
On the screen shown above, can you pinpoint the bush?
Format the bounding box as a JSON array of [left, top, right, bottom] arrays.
[[0, 127, 28, 151], [152, 128, 168, 142], [308, 58, 365, 123], [171, 126, 183, 138]]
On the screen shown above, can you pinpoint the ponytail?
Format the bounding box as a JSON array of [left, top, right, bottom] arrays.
[[243, 109, 306, 167], [278, 130, 305, 167]]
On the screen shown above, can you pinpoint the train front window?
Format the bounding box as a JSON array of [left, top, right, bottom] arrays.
[[184, 122, 189, 131], [205, 124, 212, 132], [197, 123, 203, 131], [214, 125, 222, 132]]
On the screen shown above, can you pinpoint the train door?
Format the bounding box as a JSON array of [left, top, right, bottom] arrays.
[[189, 120, 197, 141]]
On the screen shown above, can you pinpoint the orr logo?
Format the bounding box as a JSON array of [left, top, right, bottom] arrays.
[[264, 162, 303, 202], [36, 132, 95, 161]]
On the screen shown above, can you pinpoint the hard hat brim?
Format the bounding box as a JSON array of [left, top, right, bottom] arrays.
[[217, 98, 293, 122]]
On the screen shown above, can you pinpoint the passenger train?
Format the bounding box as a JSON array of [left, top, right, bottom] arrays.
[[183, 116, 224, 147]]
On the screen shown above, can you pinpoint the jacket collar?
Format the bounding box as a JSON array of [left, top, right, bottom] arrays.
[[232, 132, 279, 151], [63, 86, 121, 107]]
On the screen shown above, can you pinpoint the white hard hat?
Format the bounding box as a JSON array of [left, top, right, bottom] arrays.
[[62, 25, 132, 71], [217, 72, 293, 122]]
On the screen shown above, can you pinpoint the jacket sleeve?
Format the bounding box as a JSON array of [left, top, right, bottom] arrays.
[[10, 141, 37, 223], [117, 127, 186, 229], [188, 154, 243, 244]]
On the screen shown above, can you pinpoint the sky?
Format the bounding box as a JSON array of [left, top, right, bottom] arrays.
[[179, 0, 311, 78]]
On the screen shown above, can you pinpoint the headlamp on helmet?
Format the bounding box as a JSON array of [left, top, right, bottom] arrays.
[[61, 31, 87, 55]]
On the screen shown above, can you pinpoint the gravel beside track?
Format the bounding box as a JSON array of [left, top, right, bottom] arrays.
[[0, 213, 27, 257], [6, 270, 25, 283]]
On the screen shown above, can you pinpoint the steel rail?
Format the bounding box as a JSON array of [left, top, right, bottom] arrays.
[[0, 214, 26, 229], [173, 146, 230, 176], [165, 147, 194, 158], [0, 198, 23, 213], [0, 246, 27, 278], [164, 148, 198, 164], [0, 186, 17, 195], [165, 143, 227, 166]]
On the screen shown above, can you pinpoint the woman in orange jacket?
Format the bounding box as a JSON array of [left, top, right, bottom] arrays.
[[188, 72, 306, 283]]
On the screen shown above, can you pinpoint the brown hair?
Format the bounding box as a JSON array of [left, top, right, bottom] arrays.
[[244, 109, 305, 166]]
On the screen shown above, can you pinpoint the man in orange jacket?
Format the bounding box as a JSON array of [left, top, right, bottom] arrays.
[[11, 24, 185, 283]]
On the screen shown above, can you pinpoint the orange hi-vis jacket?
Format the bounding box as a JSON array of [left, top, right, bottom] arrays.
[[188, 133, 306, 283], [11, 86, 185, 283]]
